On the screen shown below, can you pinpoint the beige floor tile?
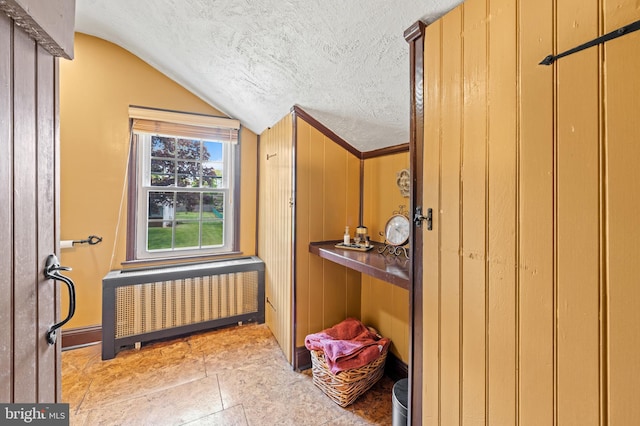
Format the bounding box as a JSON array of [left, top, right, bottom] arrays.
[[68, 408, 89, 426], [63, 323, 393, 425], [81, 376, 222, 426], [183, 404, 248, 426], [240, 377, 347, 425], [80, 341, 207, 410]]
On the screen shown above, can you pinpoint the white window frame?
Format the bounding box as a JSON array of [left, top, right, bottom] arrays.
[[127, 107, 240, 261]]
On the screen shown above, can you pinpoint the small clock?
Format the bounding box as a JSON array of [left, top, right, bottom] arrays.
[[384, 214, 410, 247]]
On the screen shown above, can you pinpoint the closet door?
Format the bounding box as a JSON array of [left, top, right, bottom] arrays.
[[258, 113, 294, 363]]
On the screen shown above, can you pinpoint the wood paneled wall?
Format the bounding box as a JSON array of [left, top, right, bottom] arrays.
[[420, 0, 640, 424], [361, 153, 410, 363], [258, 113, 294, 362], [294, 117, 361, 348]]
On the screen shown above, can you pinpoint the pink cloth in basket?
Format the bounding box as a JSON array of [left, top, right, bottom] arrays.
[[305, 318, 390, 374]]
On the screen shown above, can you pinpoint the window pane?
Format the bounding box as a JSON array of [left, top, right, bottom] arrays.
[[151, 136, 175, 158], [201, 165, 218, 188], [203, 141, 222, 161], [147, 221, 173, 251], [175, 191, 200, 250], [174, 221, 200, 249], [148, 192, 174, 220], [150, 159, 175, 186], [177, 139, 201, 160], [177, 161, 200, 187], [202, 221, 223, 246], [148, 191, 174, 251], [203, 141, 223, 187], [202, 192, 224, 246], [176, 192, 201, 220], [203, 192, 224, 220]]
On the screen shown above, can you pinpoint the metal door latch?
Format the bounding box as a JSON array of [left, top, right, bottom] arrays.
[[414, 206, 433, 230]]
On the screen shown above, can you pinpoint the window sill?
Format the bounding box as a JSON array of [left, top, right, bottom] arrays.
[[121, 251, 244, 271]]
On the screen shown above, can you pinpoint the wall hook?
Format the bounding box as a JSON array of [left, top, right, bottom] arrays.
[[73, 235, 103, 245]]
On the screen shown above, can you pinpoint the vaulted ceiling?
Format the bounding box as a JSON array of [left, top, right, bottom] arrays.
[[75, 0, 462, 151]]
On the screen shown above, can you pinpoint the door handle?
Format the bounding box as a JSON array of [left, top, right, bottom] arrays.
[[44, 254, 76, 345]]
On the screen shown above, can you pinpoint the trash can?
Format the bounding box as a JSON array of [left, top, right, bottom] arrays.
[[392, 378, 408, 426]]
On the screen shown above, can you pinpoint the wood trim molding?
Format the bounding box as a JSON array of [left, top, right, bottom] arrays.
[[404, 21, 425, 43], [125, 129, 138, 260], [62, 325, 102, 349], [0, 0, 74, 59], [291, 105, 408, 160], [405, 19, 426, 426], [295, 346, 312, 371], [232, 131, 242, 251], [385, 351, 409, 382], [291, 111, 299, 369], [255, 134, 261, 257], [291, 105, 362, 158], [362, 143, 409, 159]]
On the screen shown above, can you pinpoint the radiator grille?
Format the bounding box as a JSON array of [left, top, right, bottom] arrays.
[[115, 271, 259, 338], [102, 256, 265, 359]]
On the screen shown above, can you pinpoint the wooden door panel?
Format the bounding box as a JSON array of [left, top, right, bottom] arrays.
[[556, 2, 601, 423], [422, 19, 441, 425], [36, 45, 59, 402], [13, 24, 40, 403], [0, 12, 61, 403], [0, 11, 14, 404], [604, 4, 640, 423], [258, 114, 293, 363]]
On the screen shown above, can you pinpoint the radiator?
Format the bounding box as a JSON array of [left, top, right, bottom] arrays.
[[101, 256, 265, 359]]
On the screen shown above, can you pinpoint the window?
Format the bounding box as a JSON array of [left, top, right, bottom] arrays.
[[127, 107, 240, 260]]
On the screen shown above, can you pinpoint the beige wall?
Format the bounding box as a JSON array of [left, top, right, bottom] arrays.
[[361, 153, 410, 363], [421, 0, 640, 424], [59, 33, 257, 329]]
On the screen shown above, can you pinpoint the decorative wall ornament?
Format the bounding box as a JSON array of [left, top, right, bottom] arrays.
[[396, 169, 410, 197]]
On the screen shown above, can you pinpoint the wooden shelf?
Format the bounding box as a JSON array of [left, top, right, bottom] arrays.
[[309, 241, 410, 290]]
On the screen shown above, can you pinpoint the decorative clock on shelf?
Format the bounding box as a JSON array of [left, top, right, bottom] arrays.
[[379, 205, 410, 258]]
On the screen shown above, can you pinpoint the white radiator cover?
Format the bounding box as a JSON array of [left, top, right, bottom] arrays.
[[102, 256, 264, 359]]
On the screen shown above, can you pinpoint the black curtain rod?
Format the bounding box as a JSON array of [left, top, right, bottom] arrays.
[[540, 18, 640, 65]]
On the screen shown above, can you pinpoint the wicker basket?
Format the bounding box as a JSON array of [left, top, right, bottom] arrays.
[[310, 347, 388, 407]]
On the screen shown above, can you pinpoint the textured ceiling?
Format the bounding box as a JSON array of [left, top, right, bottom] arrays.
[[75, 0, 462, 151]]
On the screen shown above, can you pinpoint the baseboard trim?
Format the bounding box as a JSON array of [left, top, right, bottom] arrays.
[[384, 350, 409, 382], [62, 325, 102, 349], [294, 345, 408, 381], [295, 346, 312, 371]]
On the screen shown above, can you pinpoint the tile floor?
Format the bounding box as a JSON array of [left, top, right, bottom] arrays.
[[62, 323, 394, 425]]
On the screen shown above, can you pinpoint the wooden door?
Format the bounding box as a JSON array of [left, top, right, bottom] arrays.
[[413, 0, 640, 424], [0, 8, 69, 403], [257, 113, 294, 363]]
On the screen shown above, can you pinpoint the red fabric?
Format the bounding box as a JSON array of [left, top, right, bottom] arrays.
[[305, 318, 390, 374]]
